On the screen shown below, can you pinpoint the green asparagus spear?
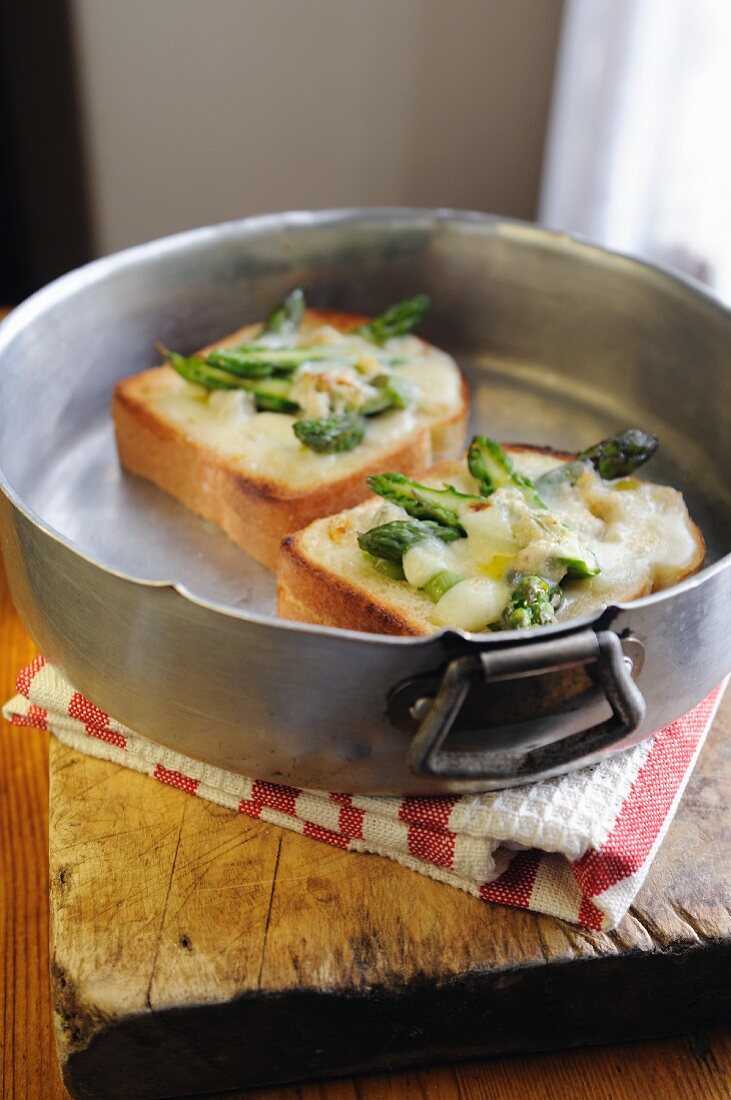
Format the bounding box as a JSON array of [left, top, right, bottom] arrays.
[[261, 287, 306, 336], [357, 519, 463, 562], [178, 339, 400, 383], [466, 437, 600, 577], [367, 472, 479, 532], [556, 551, 601, 578], [205, 351, 276, 379], [360, 374, 415, 416], [579, 428, 659, 479], [159, 346, 300, 411], [528, 513, 601, 579], [208, 342, 403, 380], [534, 459, 587, 492], [497, 574, 563, 630], [372, 557, 406, 581], [207, 344, 333, 378], [468, 436, 546, 509], [357, 296, 430, 344], [359, 521, 462, 600], [536, 429, 659, 493], [423, 569, 461, 603], [159, 346, 242, 391], [293, 412, 366, 453], [246, 377, 300, 413]]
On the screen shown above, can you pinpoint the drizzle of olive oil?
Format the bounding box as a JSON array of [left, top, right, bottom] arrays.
[[480, 553, 515, 579]]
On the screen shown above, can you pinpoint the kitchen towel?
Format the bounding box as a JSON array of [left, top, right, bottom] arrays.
[[4, 656, 725, 930]]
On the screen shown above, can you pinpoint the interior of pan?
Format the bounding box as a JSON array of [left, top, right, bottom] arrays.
[[0, 208, 729, 620]]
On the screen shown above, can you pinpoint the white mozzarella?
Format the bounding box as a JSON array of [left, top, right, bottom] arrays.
[[431, 577, 511, 632], [402, 539, 452, 587], [207, 389, 256, 419]]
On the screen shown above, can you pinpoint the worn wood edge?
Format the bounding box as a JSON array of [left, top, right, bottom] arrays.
[[56, 942, 731, 1099]]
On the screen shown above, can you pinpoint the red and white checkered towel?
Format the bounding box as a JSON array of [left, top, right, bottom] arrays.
[[4, 656, 725, 930]]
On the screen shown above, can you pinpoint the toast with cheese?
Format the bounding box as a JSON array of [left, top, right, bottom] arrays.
[[113, 297, 469, 569], [277, 440, 705, 635]]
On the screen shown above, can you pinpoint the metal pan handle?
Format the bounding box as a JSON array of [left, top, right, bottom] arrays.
[[406, 629, 645, 781]]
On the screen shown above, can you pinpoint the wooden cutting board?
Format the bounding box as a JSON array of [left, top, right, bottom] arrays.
[[50, 694, 731, 1100]]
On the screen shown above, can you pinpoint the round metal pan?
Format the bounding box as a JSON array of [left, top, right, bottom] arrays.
[[1, 209, 729, 793]]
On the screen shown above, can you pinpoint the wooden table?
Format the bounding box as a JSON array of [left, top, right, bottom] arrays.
[[3, 565, 731, 1098]]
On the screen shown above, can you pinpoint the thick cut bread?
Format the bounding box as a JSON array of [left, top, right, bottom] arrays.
[[277, 445, 705, 636], [113, 309, 469, 569]]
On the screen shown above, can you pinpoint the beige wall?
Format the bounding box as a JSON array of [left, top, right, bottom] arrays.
[[71, 0, 564, 256]]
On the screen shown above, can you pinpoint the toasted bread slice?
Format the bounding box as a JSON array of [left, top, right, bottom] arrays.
[[277, 445, 705, 635], [113, 309, 469, 569]]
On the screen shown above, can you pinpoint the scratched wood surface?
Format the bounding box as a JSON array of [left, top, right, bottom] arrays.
[[44, 669, 731, 1094], [1, 528, 731, 1099]]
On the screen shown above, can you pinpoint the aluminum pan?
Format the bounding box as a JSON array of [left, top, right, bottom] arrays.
[[1, 209, 729, 791]]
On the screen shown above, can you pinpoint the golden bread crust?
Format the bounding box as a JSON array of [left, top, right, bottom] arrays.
[[277, 536, 432, 635]]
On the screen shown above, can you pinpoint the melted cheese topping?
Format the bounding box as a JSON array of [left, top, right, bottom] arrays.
[[392, 451, 701, 631], [143, 323, 462, 490]]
